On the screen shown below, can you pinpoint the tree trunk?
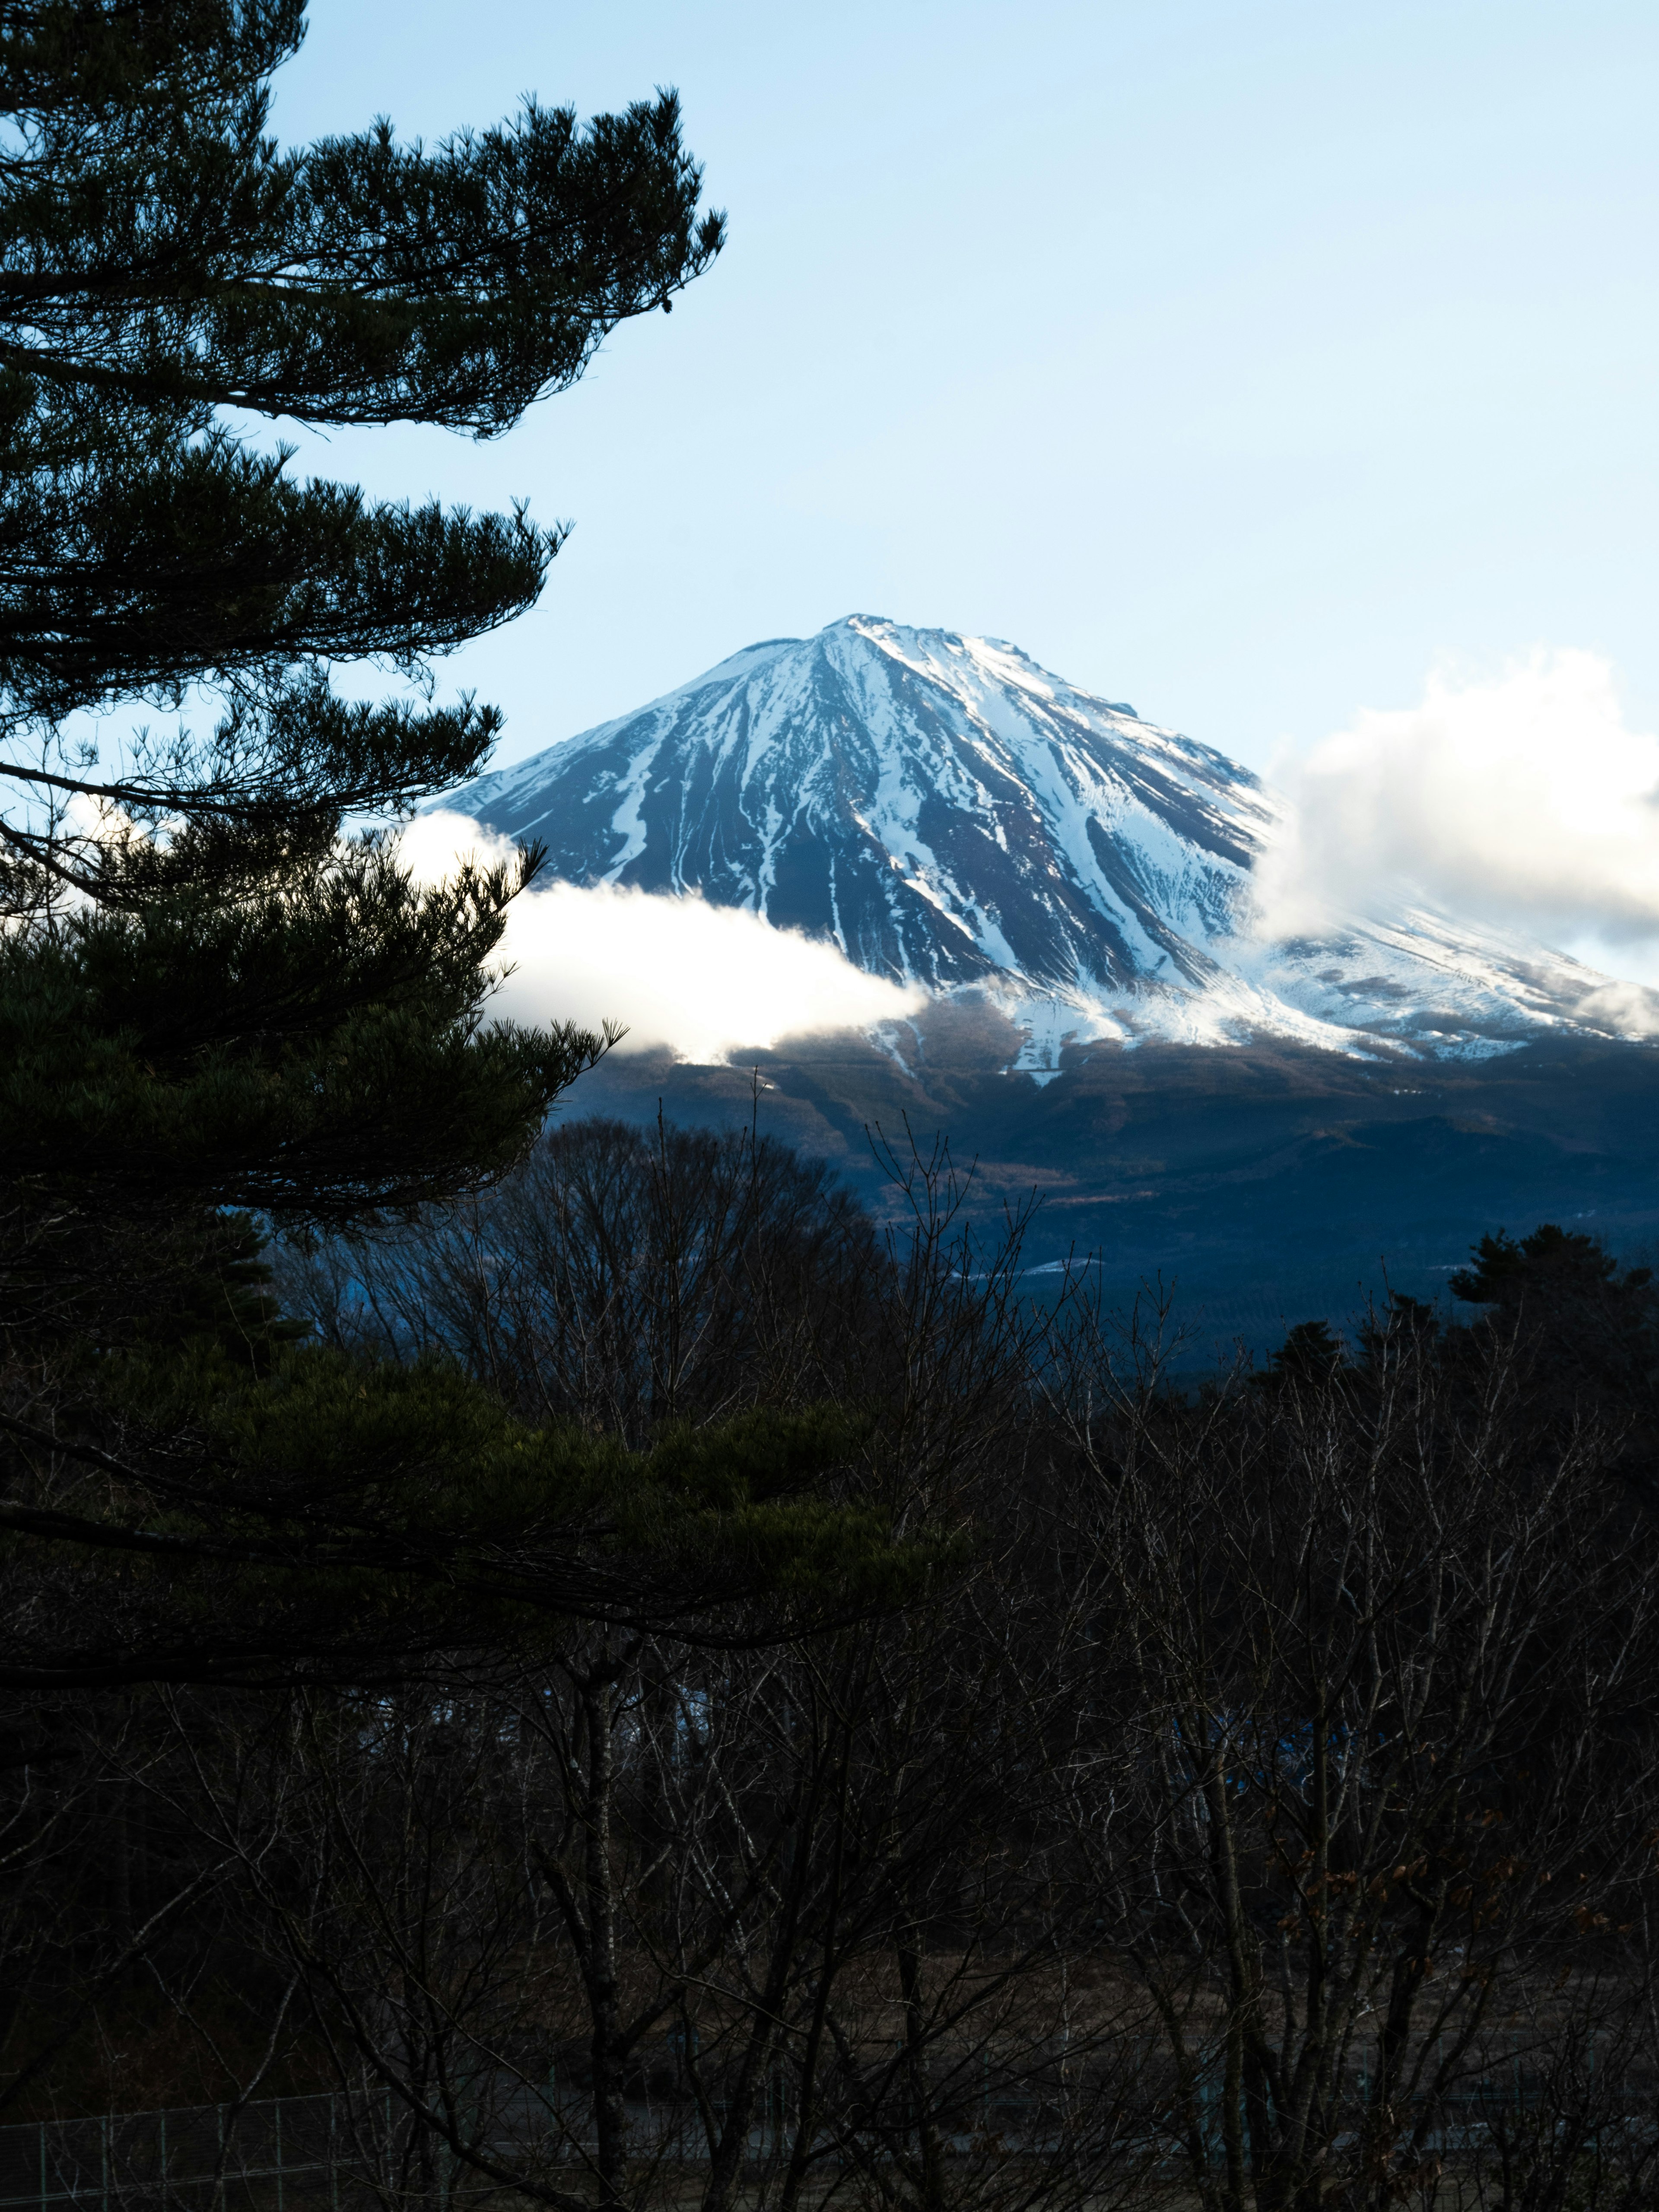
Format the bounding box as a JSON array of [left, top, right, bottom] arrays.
[[581, 1677, 629, 2210]]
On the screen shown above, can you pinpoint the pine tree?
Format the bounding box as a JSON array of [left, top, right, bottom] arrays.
[[1448, 1224, 1651, 1313], [1449, 1224, 1658, 1467], [0, 2, 898, 1691], [0, 0, 726, 1231], [1258, 1316, 1346, 1389]]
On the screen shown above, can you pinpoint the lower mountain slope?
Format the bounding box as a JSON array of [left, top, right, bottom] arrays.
[[565, 1013, 1659, 1354]]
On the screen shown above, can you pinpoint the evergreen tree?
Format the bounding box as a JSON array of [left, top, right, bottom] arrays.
[[1450, 1223, 1659, 1508], [0, 0, 725, 1232], [1448, 1223, 1656, 1392], [0, 3, 907, 1689], [1259, 1316, 1345, 1389], [1449, 1223, 1653, 1315]]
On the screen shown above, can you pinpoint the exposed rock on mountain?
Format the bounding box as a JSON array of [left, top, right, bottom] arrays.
[[451, 615, 1657, 1065]]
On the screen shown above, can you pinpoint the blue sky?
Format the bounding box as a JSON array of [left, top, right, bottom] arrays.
[[269, 0, 1659, 791]]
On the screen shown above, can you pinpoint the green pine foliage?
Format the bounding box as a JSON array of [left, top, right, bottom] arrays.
[[0, 838, 596, 1221], [0, 0, 724, 1211], [0, 3, 723, 1252], [1256, 1315, 1346, 1389], [0, 9, 921, 1688], [0, 1342, 894, 1691], [0, 0, 720, 901], [0, 5, 906, 1684], [1449, 1221, 1654, 1311]]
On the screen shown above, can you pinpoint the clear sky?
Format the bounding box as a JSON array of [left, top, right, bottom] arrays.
[[267, 3, 1659, 798]]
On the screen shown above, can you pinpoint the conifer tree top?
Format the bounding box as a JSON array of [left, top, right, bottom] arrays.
[[0, 3, 724, 1220], [0, 0, 725, 903]]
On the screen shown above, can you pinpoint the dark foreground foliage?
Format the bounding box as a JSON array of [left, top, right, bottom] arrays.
[[0, 1, 842, 1704], [2, 1122, 1657, 2212]]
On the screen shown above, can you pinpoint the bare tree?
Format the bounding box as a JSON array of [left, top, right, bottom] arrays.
[[275, 1116, 882, 1440], [1039, 1310, 1659, 2212], [44, 1126, 1659, 2212], [150, 1135, 1154, 2212]]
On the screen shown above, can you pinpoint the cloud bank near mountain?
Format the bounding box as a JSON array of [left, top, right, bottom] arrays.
[[399, 811, 925, 1061], [411, 619, 1659, 1061], [1256, 651, 1659, 957]]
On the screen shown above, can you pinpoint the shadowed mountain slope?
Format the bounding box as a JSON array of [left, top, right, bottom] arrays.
[[453, 614, 1656, 1063]]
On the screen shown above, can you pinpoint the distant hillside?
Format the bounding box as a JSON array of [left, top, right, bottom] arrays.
[[563, 1017, 1659, 1357]]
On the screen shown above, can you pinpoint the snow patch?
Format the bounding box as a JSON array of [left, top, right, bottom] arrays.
[[432, 617, 1659, 1076]]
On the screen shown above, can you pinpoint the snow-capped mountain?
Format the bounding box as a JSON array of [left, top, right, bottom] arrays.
[[448, 615, 1657, 1067]]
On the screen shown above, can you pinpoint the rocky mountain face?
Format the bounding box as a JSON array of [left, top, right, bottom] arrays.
[[450, 615, 1653, 1065]]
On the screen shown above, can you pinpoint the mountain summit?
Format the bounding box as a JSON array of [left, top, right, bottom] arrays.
[[450, 615, 1653, 1065]]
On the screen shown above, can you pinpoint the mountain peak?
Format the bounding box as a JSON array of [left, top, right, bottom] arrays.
[[449, 622, 1653, 1064]]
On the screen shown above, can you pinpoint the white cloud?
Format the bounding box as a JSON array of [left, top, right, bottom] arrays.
[[1255, 650, 1659, 954], [398, 811, 925, 1060]]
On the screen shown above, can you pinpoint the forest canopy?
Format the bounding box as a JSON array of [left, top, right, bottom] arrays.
[[5, 1112, 1659, 2212]]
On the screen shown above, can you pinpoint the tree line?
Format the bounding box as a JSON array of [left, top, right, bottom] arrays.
[[6, 1115, 1659, 2212]]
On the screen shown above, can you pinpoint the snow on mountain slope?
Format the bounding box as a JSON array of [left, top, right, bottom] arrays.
[[447, 615, 1659, 1067]]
